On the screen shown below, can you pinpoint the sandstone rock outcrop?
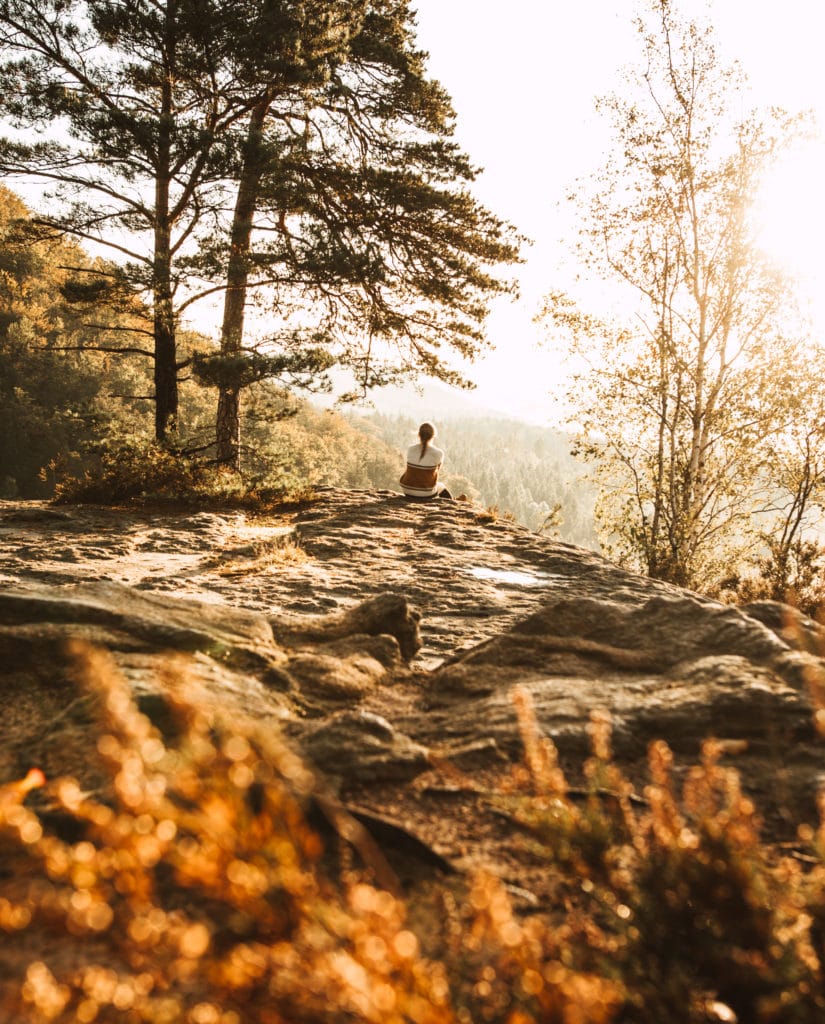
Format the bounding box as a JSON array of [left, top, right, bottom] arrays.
[[2, 488, 824, 890]]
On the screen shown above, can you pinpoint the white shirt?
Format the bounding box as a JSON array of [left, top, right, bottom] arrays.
[[401, 442, 445, 497]]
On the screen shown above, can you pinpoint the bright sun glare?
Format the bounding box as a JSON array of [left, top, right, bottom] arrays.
[[755, 137, 825, 333]]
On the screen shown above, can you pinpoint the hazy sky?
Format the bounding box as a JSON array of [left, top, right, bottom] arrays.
[[405, 0, 825, 423]]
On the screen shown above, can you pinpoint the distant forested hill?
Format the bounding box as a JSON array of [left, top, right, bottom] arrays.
[[238, 393, 402, 493], [348, 412, 598, 548]]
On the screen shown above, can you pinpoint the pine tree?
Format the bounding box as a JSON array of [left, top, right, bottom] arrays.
[[198, 0, 522, 467], [0, 0, 265, 439]]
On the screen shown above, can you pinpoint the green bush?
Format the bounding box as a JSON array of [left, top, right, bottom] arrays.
[[54, 434, 315, 509]]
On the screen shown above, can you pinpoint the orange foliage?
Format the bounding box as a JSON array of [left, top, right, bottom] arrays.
[[4, 655, 825, 1023]]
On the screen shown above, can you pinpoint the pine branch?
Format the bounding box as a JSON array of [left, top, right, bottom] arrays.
[[76, 324, 155, 338], [51, 344, 154, 358]]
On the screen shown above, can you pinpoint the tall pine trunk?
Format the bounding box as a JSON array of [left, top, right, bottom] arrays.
[[153, 287, 178, 440], [153, 187, 177, 440], [153, 6, 178, 442], [216, 97, 271, 468]]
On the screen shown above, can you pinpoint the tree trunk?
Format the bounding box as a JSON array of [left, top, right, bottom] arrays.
[[153, 5, 178, 442], [154, 297, 178, 441], [215, 386, 241, 465], [216, 96, 272, 469]]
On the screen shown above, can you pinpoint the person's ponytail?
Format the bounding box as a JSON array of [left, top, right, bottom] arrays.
[[418, 422, 435, 459]]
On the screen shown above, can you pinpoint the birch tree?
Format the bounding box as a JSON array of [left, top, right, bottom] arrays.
[[540, 0, 805, 589]]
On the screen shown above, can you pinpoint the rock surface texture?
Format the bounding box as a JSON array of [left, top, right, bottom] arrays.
[[1, 488, 824, 900]]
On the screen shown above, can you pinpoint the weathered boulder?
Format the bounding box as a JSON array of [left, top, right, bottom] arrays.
[[296, 709, 431, 783], [414, 593, 820, 764], [0, 580, 283, 665], [0, 577, 424, 789], [741, 598, 825, 655], [270, 592, 421, 660]]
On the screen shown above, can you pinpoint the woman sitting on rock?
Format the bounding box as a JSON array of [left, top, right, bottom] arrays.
[[400, 422, 453, 500]]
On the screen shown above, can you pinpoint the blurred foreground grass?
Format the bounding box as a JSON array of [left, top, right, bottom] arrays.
[[2, 646, 825, 1023]]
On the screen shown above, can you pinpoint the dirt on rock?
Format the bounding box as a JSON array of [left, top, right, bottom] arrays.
[[0, 488, 679, 664]]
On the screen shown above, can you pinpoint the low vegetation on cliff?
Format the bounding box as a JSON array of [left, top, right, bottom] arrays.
[[3, 648, 825, 1023]]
